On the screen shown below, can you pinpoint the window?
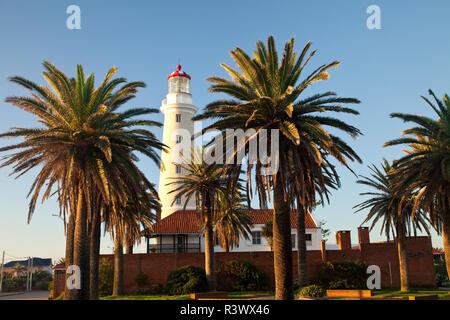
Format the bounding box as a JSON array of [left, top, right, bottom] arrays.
[[252, 231, 261, 245], [305, 234, 312, 242], [176, 114, 182, 123], [176, 165, 181, 174], [291, 234, 296, 248], [176, 197, 182, 205], [176, 135, 182, 144], [215, 235, 219, 246]]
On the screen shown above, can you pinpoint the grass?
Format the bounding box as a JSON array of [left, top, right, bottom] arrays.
[[101, 294, 190, 300], [100, 291, 273, 300], [373, 287, 450, 299]]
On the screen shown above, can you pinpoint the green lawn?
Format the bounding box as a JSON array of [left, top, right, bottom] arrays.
[[373, 288, 450, 299], [100, 291, 273, 300], [101, 294, 190, 300]]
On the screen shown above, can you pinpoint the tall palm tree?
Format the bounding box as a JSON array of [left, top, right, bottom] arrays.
[[214, 192, 252, 253], [354, 159, 429, 291], [194, 36, 361, 299], [384, 90, 450, 280], [287, 149, 339, 288], [0, 62, 164, 299], [106, 191, 159, 296], [168, 148, 227, 290]]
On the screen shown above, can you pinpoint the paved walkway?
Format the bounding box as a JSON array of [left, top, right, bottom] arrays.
[[0, 290, 49, 300]]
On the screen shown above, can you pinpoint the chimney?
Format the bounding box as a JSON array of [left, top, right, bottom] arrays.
[[358, 227, 370, 245], [336, 230, 351, 250]]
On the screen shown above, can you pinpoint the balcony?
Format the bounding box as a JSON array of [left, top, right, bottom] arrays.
[[147, 243, 201, 254]]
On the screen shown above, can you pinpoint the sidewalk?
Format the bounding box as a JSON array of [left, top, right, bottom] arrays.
[[0, 290, 49, 300]]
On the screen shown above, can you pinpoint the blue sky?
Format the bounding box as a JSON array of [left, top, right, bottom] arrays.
[[0, 0, 449, 263]]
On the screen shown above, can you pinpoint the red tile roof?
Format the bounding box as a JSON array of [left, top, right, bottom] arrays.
[[146, 209, 318, 235]]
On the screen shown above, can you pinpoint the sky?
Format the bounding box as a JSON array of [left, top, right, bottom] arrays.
[[0, 0, 449, 264]]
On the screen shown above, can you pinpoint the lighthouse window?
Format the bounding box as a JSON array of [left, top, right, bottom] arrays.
[[176, 114, 181, 123], [176, 197, 182, 205], [176, 135, 182, 143], [176, 165, 181, 174]]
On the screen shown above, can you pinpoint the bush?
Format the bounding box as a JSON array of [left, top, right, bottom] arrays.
[[134, 272, 148, 288], [39, 281, 50, 291], [48, 280, 54, 298], [312, 261, 367, 289], [33, 270, 53, 282], [216, 260, 268, 291], [165, 266, 208, 295], [435, 261, 449, 286], [98, 258, 114, 296], [298, 285, 326, 298]]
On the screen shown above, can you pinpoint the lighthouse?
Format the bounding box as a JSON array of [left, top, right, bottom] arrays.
[[158, 65, 197, 219]]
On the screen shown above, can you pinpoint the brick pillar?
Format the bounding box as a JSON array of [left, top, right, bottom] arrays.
[[321, 240, 327, 262], [336, 230, 351, 250], [358, 227, 370, 245]]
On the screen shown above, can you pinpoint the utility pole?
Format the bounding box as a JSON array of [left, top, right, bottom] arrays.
[[29, 257, 33, 291], [26, 257, 30, 291], [0, 250, 4, 293]]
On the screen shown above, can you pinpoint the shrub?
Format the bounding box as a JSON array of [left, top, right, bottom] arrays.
[[215, 260, 268, 291], [134, 272, 148, 288], [48, 280, 54, 298], [98, 258, 114, 296], [298, 285, 326, 298], [165, 266, 208, 295], [435, 261, 449, 286], [33, 270, 52, 282], [312, 261, 367, 289], [39, 281, 50, 291]]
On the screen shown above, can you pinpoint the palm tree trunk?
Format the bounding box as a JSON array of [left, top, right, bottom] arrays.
[[204, 194, 215, 291], [64, 211, 75, 300], [72, 185, 90, 300], [89, 211, 101, 300], [113, 233, 124, 296], [126, 238, 133, 255], [273, 174, 293, 300], [396, 220, 410, 291], [442, 206, 450, 283], [296, 203, 307, 288]]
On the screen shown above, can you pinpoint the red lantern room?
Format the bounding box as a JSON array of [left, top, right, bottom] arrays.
[[167, 64, 191, 94]]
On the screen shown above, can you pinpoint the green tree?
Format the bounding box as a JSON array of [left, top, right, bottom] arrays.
[[194, 36, 361, 299], [261, 218, 273, 250], [214, 192, 253, 252], [384, 90, 450, 283], [354, 159, 429, 291], [168, 147, 227, 290], [0, 62, 164, 299]]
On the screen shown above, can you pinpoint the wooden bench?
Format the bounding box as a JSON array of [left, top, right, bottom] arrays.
[[326, 290, 372, 298], [190, 292, 228, 300], [408, 295, 438, 300]]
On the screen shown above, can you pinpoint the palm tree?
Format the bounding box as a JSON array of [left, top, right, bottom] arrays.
[[288, 150, 339, 288], [384, 90, 450, 280], [107, 191, 159, 296], [0, 62, 164, 299], [168, 148, 227, 290], [354, 159, 429, 291], [214, 193, 252, 252], [194, 36, 361, 299]]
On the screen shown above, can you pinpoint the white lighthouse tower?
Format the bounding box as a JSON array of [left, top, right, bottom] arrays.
[[158, 65, 197, 219]]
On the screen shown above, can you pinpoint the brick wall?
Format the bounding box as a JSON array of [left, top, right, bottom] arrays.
[[52, 236, 436, 297]]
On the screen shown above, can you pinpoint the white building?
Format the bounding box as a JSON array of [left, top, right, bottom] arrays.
[[146, 65, 322, 253], [144, 209, 321, 253]]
